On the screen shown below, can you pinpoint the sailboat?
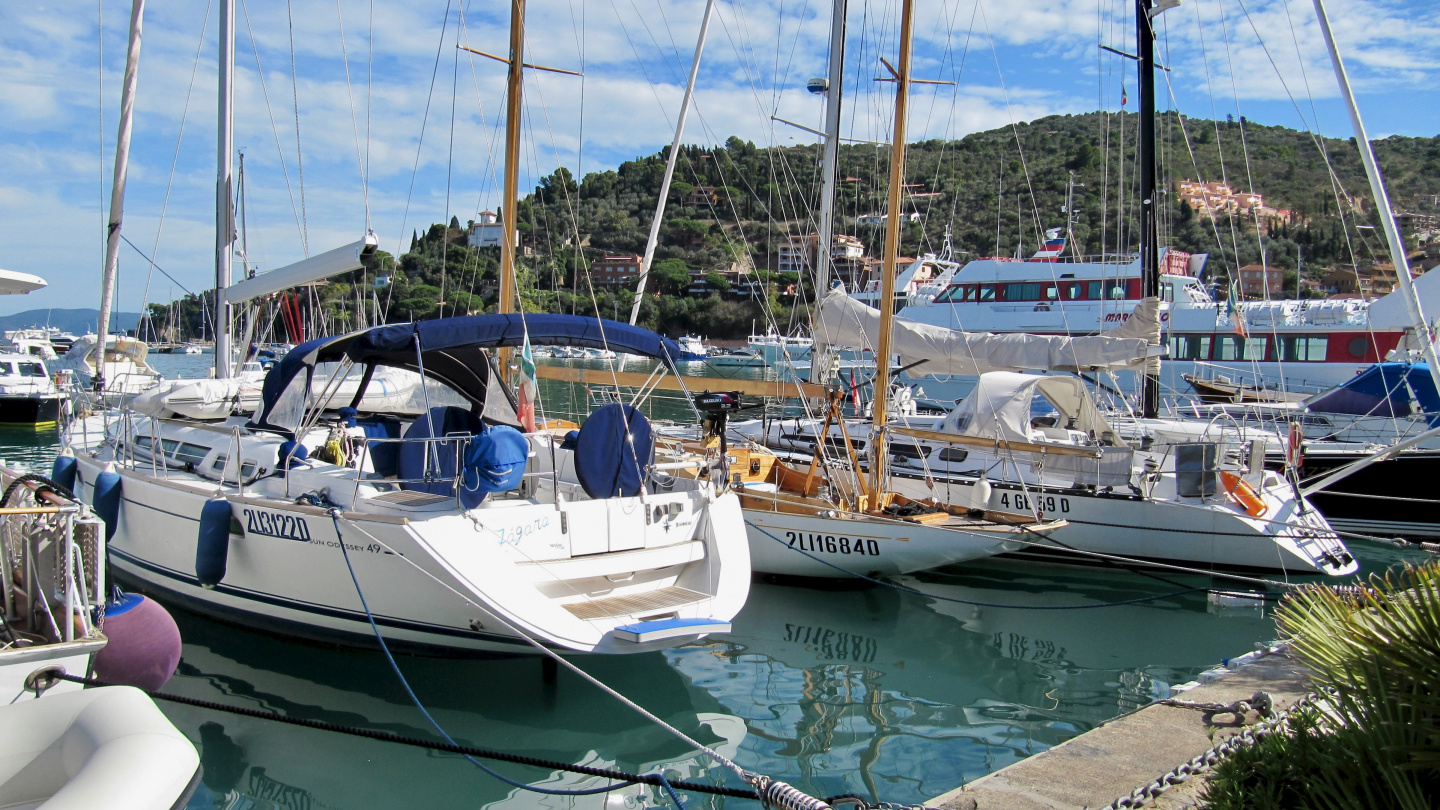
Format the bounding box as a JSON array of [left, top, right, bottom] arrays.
[[62, 0, 750, 654]]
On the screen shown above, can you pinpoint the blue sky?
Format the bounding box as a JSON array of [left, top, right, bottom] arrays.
[[0, 0, 1435, 318]]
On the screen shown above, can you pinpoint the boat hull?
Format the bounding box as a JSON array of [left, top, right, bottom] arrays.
[[0, 394, 62, 425]]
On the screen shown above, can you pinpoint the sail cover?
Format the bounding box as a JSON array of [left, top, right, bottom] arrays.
[[812, 286, 1158, 375]]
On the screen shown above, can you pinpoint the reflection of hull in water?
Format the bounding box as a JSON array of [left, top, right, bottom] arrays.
[[163, 609, 741, 809], [669, 571, 1272, 801]]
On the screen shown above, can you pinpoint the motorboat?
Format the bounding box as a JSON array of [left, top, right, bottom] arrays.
[[707, 348, 767, 368], [0, 353, 67, 426], [66, 314, 751, 655], [57, 334, 162, 400], [675, 335, 708, 361]]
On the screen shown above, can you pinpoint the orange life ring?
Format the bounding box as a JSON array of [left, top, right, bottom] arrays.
[[1220, 471, 1268, 518]]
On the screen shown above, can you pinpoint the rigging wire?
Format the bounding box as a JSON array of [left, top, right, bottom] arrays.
[[285, 0, 309, 255]]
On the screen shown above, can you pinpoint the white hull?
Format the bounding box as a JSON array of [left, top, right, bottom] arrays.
[[741, 507, 1020, 578], [72, 442, 750, 655]]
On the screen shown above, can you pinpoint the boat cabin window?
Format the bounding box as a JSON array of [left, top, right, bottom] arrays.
[[1214, 335, 1268, 362], [1168, 334, 1212, 361], [1045, 285, 1059, 300], [16, 362, 45, 378], [978, 284, 997, 302], [1276, 335, 1328, 362], [1003, 282, 1042, 302], [937, 447, 969, 463], [1061, 282, 1081, 300]]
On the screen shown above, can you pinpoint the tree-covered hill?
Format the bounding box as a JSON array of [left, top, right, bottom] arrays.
[[145, 111, 1440, 341]]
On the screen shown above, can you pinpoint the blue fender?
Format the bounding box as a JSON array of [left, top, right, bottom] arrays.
[[92, 471, 123, 542], [195, 498, 233, 588], [50, 454, 77, 493]]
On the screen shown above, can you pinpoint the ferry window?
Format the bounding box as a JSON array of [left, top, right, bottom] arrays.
[[1169, 335, 1211, 361], [963, 285, 978, 302], [1087, 281, 1104, 299], [935, 285, 960, 303], [1162, 283, 1175, 302], [1063, 282, 1081, 300], [1277, 336, 1329, 362], [17, 362, 44, 378], [1004, 282, 1041, 301], [1045, 285, 1059, 300], [1215, 336, 1266, 361], [978, 285, 997, 302]]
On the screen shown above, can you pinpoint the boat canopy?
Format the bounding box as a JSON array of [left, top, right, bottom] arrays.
[[251, 313, 682, 435], [1304, 362, 1440, 423], [938, 372, 1123, 447], [813, 286, 1158, 374]]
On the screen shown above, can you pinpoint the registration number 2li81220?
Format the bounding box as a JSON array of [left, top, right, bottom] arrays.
[[785, 531, 880, 556]]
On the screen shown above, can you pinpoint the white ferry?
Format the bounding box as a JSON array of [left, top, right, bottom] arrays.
[[858, 234, 1431, 397]]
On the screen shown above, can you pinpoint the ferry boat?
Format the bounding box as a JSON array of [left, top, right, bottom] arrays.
[[859, 232, 1434, 397], [675, 334, 708, 361]]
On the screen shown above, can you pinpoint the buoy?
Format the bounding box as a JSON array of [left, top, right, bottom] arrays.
[[50, 452, 77, 493], [92, 468, 123, 542], [1220, 471, 1268, 518], [94, 593, 182, 691], [195, 498, 232, 588]]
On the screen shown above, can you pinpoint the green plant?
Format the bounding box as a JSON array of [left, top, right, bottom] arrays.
[[1202, 563, 1440, 809]]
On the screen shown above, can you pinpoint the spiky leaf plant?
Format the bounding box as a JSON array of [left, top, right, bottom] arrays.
[[1205, 562, 1440, 809]]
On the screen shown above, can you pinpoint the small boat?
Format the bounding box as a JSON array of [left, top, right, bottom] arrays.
[[183, 343, 203, 354], [56, 334, 163, 401], [707, 348, 767, 368], [0, 353, 67, 426], [675, 334, 708, 361], [1183, 373, 1306, 405]]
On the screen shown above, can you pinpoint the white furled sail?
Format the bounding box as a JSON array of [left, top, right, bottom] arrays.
[[225, 233, 379, 305], [812, 286, 1157, 375]]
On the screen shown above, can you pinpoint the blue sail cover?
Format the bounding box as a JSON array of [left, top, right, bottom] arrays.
[[252, 314, 683, 435], [1305, 362, 1440, 424]]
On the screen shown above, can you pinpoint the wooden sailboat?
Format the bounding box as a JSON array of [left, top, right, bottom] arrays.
[[662, 0, 1064, 579]]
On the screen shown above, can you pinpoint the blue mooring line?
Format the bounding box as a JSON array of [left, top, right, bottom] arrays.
[[747, 521, 1215, 608], [328, 512, 686, 807]]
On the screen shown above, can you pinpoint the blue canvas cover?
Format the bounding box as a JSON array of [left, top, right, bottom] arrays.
[[398, 406, 486, 508], [252, 313, 683, 436], [1306, 363, 1440, 425], [574, 404, 653, 499], [461, 425, 529, 496]]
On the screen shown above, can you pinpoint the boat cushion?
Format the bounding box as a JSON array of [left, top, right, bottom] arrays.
[[460, 424, 530, 496], [356, 415, 403, 477], [398, 406, 485, 508], [574, 403, 652, 499]]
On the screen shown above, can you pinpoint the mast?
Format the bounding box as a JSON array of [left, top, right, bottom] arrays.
[[215, 0, 235, 377], [808, 0, 847, 385], [867, 0, 915, 504], [96, 0, 146, 388], [1312, 0, 1440, 394], [1136, 0, 1160, 418], [628, 0, 717, 326], [816, 0, 846, 300], [496, 0, 524, 370]]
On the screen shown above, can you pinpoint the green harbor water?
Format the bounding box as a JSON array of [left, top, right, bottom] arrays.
[[11, 352, 1427, 809]]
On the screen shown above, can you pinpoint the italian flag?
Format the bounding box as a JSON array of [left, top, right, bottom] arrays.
[[518, 331, 538, 433], [1227, 283, 1248, 337]]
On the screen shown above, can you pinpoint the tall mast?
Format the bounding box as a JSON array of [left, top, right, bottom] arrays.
[[628, 0, 717, 326], [96, 0, 146, 388], [496, 0, 524, 370], [815, 0, 846, 299], [867, 0, 915, 504], [1136, 0, 1160, 418], [1311, 0, 1440, 394], [808, 0, 847, 386], [215, 0, 235, 377]]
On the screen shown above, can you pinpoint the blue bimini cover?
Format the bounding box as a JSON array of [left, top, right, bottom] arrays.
[[574, 404, 653, 499], [1306, 362, 1440, 424], [462, 424, 530, 497]]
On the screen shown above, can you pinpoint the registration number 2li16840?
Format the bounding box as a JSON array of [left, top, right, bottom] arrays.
[[785, 531, 880, 556]]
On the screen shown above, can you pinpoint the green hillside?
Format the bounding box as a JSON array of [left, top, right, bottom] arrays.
[[146, 111, 1440, 341]]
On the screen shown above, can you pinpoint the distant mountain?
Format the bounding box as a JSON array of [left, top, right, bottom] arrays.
[[0, 309, 141, 336]]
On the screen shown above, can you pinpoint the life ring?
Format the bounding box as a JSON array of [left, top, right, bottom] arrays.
[[1220, 471, 1268, 518], [1286, 421, 1305, 469]]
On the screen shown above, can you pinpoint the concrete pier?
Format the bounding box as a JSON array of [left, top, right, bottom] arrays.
[[928, 649, 1312, 810]]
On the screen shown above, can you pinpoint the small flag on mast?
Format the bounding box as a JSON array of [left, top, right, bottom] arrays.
[[1121, 82, 1128, 108], [517, 331, 539, 433]]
